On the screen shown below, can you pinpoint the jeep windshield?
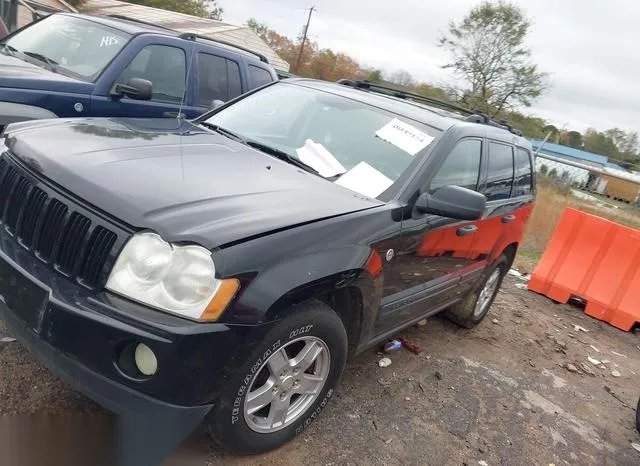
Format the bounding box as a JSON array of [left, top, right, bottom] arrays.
[[202, 82, 441, 198], [0, 15, 130, 81]]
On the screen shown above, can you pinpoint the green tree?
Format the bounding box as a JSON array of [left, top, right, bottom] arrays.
[[583, 128, 619, 158], [386, 69, 415, 88], [207, 0, 223, 20], [438, 1, 548, 115], [414, 83, 452, 102], [366, 69, 383, 83]]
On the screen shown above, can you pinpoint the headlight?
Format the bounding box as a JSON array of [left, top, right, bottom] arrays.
[[106, 232, 239, 321]]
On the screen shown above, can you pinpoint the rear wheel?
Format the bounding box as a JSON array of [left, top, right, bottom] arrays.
[[208, 300, 347, 454], [445, 255, 508, 328]]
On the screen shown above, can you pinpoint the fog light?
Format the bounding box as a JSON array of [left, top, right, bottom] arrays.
[[134, 343, 158, 376]]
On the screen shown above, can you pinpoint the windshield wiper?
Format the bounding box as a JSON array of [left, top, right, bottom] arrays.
[[244, 140, 320, 176], [200, 122, 320, 176], [0, 44, 18, 57], [22, 51, 58, 72]]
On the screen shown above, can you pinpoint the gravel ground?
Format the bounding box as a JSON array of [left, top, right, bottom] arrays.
[[1, 275, 640, 466]]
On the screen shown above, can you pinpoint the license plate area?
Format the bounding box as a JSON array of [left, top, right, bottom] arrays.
[[0, 256, 48, 333]]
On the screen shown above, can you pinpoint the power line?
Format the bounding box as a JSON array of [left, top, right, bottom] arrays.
[[294, 6, 315, 74]]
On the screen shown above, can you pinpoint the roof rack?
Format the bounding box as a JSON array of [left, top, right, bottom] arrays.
[[179, 33, 270, 64], [105, 14, 174, 31], [336, 79, 522, 136]]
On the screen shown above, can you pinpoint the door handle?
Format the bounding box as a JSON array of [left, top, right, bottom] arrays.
[[456, 224, 478, 236], [163, 111, 186, 118], [502, 214, 517, 224]]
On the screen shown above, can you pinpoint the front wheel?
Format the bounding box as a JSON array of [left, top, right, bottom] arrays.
[[208, 300, 348, 454], [445, 255, 508, 328]]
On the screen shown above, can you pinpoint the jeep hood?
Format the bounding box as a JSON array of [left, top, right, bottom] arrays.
[[0, 54, 90, 92], [2, 118, 383, 248]]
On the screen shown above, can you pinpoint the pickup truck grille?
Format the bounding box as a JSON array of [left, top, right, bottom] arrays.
[[0, 154, 123, 288]]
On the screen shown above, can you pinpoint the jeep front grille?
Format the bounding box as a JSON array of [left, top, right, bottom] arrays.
[[0, 154, 123, 288]]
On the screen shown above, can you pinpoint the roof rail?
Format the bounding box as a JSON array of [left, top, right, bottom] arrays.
[[105, 14, 174, 31], [179, 32, 270, 64], [336, 79, 522, 136]]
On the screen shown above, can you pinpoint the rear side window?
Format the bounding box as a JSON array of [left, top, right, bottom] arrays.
[[249, 65, 274, 88], [197, 53, 242, 106], [484, 142, 514, 201], [512, 147, 533, 197], [116, 45, 186, 103], [430, 139, 482, 193]]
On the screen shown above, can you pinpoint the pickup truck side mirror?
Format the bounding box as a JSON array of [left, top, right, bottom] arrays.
[[415, 185, 486, 220], [113, 78, 153, 101]]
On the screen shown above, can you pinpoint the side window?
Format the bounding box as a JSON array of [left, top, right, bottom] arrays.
[[116, 45, 186, 103], [249, 65, 274, 88], [512, 147, 533, 197], [429, 139, 482, 193], [484, 142, 514, 201], [197, 53, 242, 107]]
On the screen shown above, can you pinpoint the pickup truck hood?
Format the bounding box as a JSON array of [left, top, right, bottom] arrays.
[[0, 54, 91, 92], [2, 118, 383, 249]]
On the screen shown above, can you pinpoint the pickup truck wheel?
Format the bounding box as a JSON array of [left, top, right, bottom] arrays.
[[444, 255, 508, 329], [208, 301, 347, 454]]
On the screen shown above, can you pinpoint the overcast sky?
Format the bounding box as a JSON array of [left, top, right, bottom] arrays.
[[219, 0, 639, 134]]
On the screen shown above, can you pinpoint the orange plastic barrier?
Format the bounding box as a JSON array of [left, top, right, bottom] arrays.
[[528, 207, 640, 331]]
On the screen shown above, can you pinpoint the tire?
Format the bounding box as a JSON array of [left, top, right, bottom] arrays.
[[208, 300, 348, 454], [445, 255, 509, 329]]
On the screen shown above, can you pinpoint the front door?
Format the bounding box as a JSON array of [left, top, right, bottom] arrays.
[[375, 137, 487, 332]]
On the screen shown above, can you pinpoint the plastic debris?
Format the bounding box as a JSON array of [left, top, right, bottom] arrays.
[[611, 370, 621, 377], [580, 362, 596, 376], [631, 442, 640, 453], [383, 340, 402, 354], [508, 269, 523, 277], [0, 337, 16, 343], [573, 325, 589, 332], [378, 357, 392, 368], [492, 319, 499, 324], [399, 337, 422, 355], [514, 282, 528, 290], [479, 461, 489, 466], [416, 319, 427, 327], [590, 345, 600, 353], [587, 356, 601, 365], [611, 351, 628, 359]]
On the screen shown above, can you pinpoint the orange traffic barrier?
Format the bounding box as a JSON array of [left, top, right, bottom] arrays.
[[528, 207, 640, 331]]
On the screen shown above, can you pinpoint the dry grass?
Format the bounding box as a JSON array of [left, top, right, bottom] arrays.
[[514, 177, 640, 273]]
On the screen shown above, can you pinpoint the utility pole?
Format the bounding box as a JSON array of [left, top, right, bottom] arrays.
[[294, 6, 315, 74]]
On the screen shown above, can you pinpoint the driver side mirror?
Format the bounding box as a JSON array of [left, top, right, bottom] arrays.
[[113, 78, 153, 101], [415, 185, 486, 220]]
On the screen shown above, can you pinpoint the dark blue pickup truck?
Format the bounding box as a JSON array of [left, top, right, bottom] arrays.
[[0, 12, 278, 130]]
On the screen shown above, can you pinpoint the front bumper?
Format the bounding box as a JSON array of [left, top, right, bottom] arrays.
[[0, 221, 272, 464]]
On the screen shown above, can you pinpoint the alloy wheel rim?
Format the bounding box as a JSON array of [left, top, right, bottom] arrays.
[[244, 336, 331, 433], [473, 268, 502, 318]]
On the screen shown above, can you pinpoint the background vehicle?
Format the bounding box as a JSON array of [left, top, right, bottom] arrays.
[[0, 13, 277, 131], [0, 78, 534, 463]]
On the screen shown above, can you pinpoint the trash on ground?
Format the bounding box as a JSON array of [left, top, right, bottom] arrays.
[[378, 357, 392, 368], [590, 345, 600, 353], [492, 319, 499, 324], [0, 337, 16, 343], [573, 325, 589, 332], [611, 370, 621, 377], [416, 319, 427, 327], [399, 337, 422, 355], [601, 359, 610, 365], [580, 362, 596, 376], [478, 461, 489, 466], [514, 282, 528, 290], [383, 340, 402, 354], [587, 356, 601, 365], [611, 351, 628, 359], [631, 442, 640, 453], [564, 363, 579, 373], [508, 269, 523, 278]]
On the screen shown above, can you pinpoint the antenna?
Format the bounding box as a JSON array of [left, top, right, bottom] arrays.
[[534, 131, 553, 158]]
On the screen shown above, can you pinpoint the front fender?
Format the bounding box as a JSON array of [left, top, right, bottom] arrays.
[[223, 245, 380, 325], [0, 102, 58, 126]]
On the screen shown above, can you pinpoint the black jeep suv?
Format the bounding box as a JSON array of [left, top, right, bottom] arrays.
[[0, 79, 535, 462]]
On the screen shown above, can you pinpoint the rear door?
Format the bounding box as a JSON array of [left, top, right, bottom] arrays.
[[193, 51, 244, 113]]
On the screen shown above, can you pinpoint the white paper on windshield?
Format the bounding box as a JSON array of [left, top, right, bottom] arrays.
[[334, 161, 393, 198], [295, 139, 346, 177], [375, 118, 434, 156]]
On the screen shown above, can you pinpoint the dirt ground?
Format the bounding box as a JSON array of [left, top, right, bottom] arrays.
[[1, 274, 640, 466]]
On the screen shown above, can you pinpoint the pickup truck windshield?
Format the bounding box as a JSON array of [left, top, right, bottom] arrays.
[[204, 83, 441, 194], [0, 15, 130, 81]]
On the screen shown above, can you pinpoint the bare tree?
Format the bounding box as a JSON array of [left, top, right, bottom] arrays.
[[438, 1, 548, 116]]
